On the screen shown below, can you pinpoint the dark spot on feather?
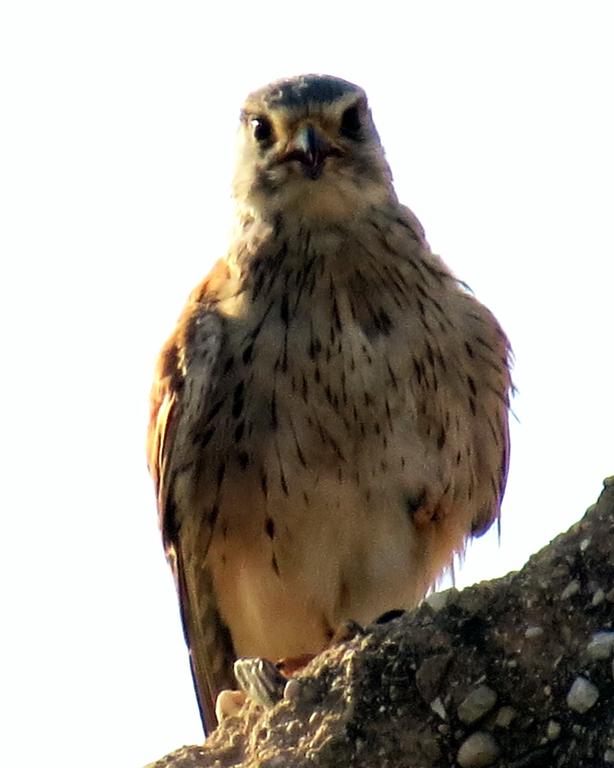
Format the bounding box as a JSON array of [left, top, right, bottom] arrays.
[[271, 391, 278, 429], [271, 554, 280, 576], [425, 342, 435, 368], [309, 334, 321, 360], [234, 421, 244, 441], [295, 441, 306, 467], [265, 517, 275, 539], [406, 488, 427, 517], [437, 427, 446, 450], [413, 358, 423, 384], [475, 336, 495, 354], [196, 426, 215, 448], [280, 293, 289, 326], [260, 471, 268, 497], [242, 343, 253, 364], [237, 451, 249, 470], [206, 399, 224, 423], [232, 381, 245, 418], [431, 296, 444, 314], [387, 362, 398, 389], [362, 307, 393, 340], [223, 356, 234, 374], [208, 503, 219, 525], [331, 295, 342, 332]]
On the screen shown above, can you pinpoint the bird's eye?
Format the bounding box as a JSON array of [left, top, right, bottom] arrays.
[[250, 116, 273, 143], [340, 105, 362, 140]]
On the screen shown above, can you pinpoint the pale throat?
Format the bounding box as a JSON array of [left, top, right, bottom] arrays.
[[243, 176, 394, 230]]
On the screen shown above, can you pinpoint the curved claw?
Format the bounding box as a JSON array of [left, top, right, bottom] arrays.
[[373, 609, 406, 625]]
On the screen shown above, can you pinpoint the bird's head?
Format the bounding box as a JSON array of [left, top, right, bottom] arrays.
[[233, 74, 396, 225]]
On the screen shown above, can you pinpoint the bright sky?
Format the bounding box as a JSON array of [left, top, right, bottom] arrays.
[[1, 3, 612, 767]]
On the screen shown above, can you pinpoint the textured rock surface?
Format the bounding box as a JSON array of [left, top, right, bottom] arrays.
[[146, 478, 614, 768]]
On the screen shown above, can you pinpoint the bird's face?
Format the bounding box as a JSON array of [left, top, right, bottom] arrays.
[[233, 75, 395, 224]]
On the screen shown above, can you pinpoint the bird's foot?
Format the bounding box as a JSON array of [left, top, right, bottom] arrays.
[[234, 657, 287, 709]]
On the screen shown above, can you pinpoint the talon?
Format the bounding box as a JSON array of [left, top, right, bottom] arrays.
[[373, 608, 406, 625]]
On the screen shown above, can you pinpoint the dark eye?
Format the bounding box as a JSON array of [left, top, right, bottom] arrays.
[[250, 116, 273, 143], [340, 105, 362, 140]]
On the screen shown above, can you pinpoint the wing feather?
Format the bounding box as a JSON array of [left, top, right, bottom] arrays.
[[147, 306, 236, 734]]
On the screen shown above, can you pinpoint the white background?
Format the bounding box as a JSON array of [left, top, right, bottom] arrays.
[[1, 3, 612, 767]]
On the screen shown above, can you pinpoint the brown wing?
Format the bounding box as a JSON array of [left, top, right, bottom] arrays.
[[147, 306, 236, 734]]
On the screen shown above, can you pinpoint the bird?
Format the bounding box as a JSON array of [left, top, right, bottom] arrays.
[[147, 73, 512, 735]]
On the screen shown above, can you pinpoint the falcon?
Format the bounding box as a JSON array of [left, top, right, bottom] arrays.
[[147, 74, 511, 734]]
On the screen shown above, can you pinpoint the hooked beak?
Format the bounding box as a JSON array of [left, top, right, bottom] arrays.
[[280, 124, 341, 180]]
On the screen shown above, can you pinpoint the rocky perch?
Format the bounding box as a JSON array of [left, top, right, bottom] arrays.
[[147, 478, 614, 768]]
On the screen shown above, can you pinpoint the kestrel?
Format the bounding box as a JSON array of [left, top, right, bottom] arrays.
[[148, 74, 511, 734]]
